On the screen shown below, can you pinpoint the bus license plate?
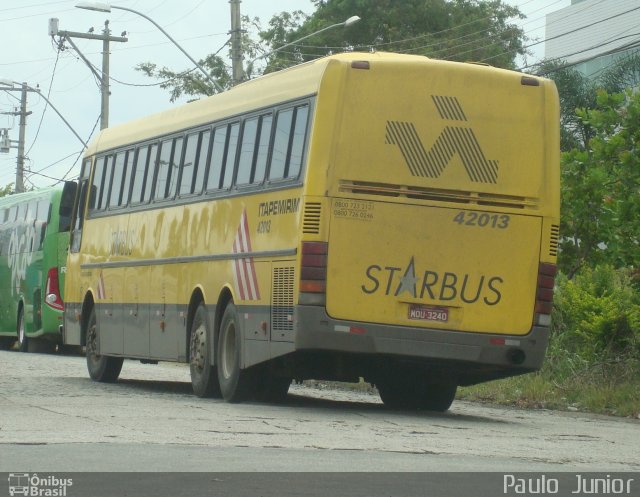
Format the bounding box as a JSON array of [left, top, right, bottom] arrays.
[[408, 305, 449, 323]]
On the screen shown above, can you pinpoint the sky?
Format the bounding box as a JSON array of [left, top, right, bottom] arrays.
[[0, 0, 572, 190]]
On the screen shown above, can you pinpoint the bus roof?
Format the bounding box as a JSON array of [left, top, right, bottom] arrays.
[[0, 186, 61, 208], [85, 52, 545, 156]]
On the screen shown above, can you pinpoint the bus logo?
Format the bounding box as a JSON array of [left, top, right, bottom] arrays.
[[385, 95, 499, 184], [8, 473, 29, 496]]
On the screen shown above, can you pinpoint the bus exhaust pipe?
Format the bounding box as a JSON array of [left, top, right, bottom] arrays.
[[507, 348, 526, 365]]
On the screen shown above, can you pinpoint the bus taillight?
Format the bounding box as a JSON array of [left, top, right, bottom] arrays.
[[535, 263, 557, 326], [299, 242, 327, 306], [45, 267, 64, 311]]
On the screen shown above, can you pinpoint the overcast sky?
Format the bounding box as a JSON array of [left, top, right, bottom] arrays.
[[0, 0, 571, 189]]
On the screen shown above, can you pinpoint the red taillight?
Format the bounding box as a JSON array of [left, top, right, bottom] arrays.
[[534, 263, 556, 326], [45, 267, 64, 311], [300, 242, 328, 305]]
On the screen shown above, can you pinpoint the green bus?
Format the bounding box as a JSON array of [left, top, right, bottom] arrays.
[[0, 183, 76, 352]]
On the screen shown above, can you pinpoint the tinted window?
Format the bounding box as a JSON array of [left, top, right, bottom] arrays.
[[167, 137, 183, 199], [253, 114, 273, 184], [120, 149, 134, 207], [108, 151, 127, 208], [207, 126, 227, 191], [269, 108, 294, 180], [288, 105, 309, 179], [193, 130, 211, 195], [154, 139, 173, 200], [222, 123, 240, 189], [90, 157, 106, 211], [180, 132, 199, 196], [143, 143, 159, 203], [99, 155, 114, 210], [236, 117, 259, 185], [131, 146, 149, 204]]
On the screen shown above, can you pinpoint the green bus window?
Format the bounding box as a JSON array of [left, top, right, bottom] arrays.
[[8, 206, 17, 223], [222, 123, 240, 189], [167, 137, 183, 199], [269, 108, 294, 180], [143, 143, 159, 203], [193, 130, 211, 195], [36, 200, 49, 222], [236, 117, 259, 186], [180, 132, 199, 196], [207, 126, 227, 191], [287, 105, 309, 179], [131, 146, 149, 204], [108, 151, 127, 208], [119, 149, 134, 207], [17, 202, 27, 222], [26, 201, 37, 222], [253, 114, 273, 184]]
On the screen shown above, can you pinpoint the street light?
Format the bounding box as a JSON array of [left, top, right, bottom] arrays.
[[246, 15, 361, 77], [75, 2, 224, 93]]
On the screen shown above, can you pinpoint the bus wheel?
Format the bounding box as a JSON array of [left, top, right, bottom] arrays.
[[17, 308, 28, 352], [86, 307, 123, 383], [216, 303, 254, 403], [189, 303, 221, 398], [417, 381, 457, 412], [377, 376, 457, 412]]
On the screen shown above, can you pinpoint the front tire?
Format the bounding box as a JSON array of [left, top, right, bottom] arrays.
[[189, 302, 221, 398], [216, 303, 254, 403], [86, 307, 123, 382]]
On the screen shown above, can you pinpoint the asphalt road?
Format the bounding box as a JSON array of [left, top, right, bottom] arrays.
[[0, 349, 638, 495]]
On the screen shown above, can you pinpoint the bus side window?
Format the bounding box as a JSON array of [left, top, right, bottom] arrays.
[[89, 156, 105, 212], [222, 123, 240, 189], [180, 132, 199, 196], [70, 159, 92, 253], [120, 148, 135, 207], [99, 155, 114, 211], [206, 126, 227, 191], [59, 181, 77, 233], [253, 114, 273, 184], [193, 129, 211, 195], [143, 143, 159, 203], [130, 145, 149, 204], [167, 137, 183, 199], [269, 108, 294, 180], [154, 139, 173, 200], [236, 117, 259, 186], [287, 105, 309, 179], [108, 151, 127, 208]]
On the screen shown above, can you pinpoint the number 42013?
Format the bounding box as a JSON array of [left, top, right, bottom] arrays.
[[453, 211, 510, 229]]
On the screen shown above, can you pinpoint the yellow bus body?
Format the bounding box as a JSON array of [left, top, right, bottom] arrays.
[[64, 53, 559, 409]]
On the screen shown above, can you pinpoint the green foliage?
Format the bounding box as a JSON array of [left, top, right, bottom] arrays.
[[559, 89, 640, 274], [551, 266, 640, 362], [0, 183, 13, 198], [261, 0, 526, 73]]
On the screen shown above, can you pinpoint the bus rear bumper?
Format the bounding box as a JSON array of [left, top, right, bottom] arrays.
[[293, 305, 550, 385]]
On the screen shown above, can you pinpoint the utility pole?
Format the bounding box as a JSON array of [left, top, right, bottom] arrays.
[[229, 0, 244, 85], [16, 83, 28, 193], [50, 17, 127, 129]]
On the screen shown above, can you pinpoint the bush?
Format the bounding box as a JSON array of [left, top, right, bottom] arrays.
[[550, 265, 640, 369]]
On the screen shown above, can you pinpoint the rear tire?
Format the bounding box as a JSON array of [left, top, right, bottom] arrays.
[[86, 307, 123, 382], [377, 375, 457, 412], [189, 302, 222, 398], [216, 303, 254, 403]]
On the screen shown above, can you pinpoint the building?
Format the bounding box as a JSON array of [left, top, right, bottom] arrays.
[[545, 0, 640, 78]]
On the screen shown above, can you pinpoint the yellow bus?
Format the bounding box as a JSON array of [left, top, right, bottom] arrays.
[[63, 52, 559, 411]]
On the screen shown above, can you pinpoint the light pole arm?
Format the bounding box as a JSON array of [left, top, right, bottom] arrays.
[[111, 5, 224, 93]]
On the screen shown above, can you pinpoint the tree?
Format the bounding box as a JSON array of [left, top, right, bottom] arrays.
[[0, 183, 12, 198], [559, 89, 640, 276], [140, 1, 528, 99], [260, 0, 526, 73]]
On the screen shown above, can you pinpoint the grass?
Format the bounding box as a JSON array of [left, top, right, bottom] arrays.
[[458, 357, 640, 418]]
